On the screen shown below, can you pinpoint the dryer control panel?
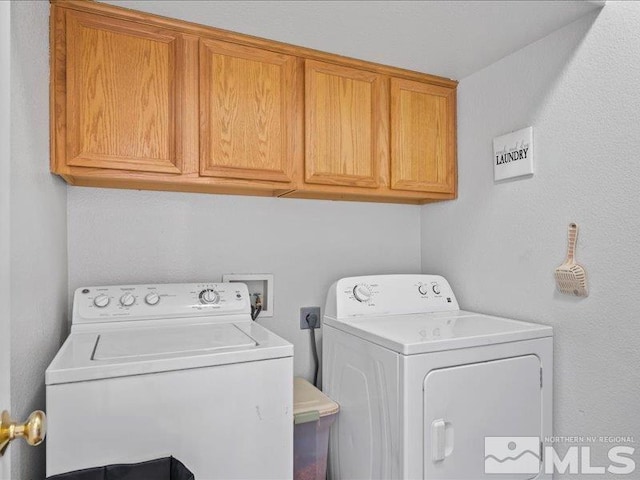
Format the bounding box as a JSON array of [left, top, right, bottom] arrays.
[[73, 282, 251, 325], [326, 274, 459, 319]]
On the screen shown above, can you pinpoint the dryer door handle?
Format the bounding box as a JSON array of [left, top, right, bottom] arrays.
[[431, 419, 446, 461], [431, 418, 453, 462]]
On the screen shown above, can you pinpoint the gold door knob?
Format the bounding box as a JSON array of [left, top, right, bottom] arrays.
[[0, 410, 47, 455]]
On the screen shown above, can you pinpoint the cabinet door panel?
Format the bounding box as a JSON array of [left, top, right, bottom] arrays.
[[65, 11, 195, 174], [200, 39, 299, 183], [305, 61, 387, 188], [390, 78, 456, 193]]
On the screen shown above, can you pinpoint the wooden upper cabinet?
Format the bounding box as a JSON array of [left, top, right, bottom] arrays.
[[390, 78, 456, 194], [305, 60, 387, 188], [199, 39, 300, 183], [51, 1, 456, 203], [60, 10, 198, 174]]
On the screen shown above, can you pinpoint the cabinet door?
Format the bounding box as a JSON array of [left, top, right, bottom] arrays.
[[200, 39, 299, 183], [64, 11, 197, 174], [390, 78, 456, 193], [305, 61, 387, 188]]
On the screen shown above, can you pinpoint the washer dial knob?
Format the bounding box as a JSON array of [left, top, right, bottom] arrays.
[[353, 284, 372, 303], [432, 284, 441, 295], [93, 294, 110, 308], [145, 292, 160, 306], [120, 293, 136, 307], [199, 289, 220, 305], [418, 285, 429, 296]]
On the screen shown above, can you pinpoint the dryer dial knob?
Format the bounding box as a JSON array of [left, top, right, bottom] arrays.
[[145, 292, 160, 306], [353, 284, 372, 303], [93, 294, 110, 308], [120, 293, 136, 307], [418, 285, 429, 296], [199, 289, 220, 305], [432, 284, 441, 295]]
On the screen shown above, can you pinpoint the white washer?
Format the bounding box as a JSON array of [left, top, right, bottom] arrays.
[[46, 283, 293, 479], [322, 275, 552, 480]]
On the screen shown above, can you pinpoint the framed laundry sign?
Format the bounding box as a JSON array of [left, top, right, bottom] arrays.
[[493, 127, 534, 181]]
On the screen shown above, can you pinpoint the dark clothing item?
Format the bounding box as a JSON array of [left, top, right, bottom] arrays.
[[46, 457, 195, 480]]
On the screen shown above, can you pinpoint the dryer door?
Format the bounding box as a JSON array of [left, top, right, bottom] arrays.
[[424, 355, 542, 479]]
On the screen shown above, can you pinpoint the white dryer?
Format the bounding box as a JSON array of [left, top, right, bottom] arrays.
[[46, 283, 293, 479], [322, 275, 552, 480]]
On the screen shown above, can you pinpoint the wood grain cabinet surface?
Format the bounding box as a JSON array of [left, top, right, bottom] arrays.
[[200, 39, 300, 184], [304, 60, 386, 189], [390, 78, 456, 194], [60, 10, 198, 175], [50, 0, 457, 204]]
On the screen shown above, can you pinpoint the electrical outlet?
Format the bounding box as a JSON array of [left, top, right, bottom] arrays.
[[223, 274, 274, 317], [300, 307, 321, 330]]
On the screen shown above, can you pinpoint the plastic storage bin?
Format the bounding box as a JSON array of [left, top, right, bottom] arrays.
[[294, 377, 339, 480], [46, 457, 194, 480]]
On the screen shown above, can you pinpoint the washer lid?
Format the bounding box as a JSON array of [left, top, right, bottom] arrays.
[[93, 323, 256, 360], [45, 321, 292, 385], [323, 310, 552, 355]]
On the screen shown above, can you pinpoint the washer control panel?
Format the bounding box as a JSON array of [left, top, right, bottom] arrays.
[[330, 274, 459, 318], [74, 282, 251, 324]]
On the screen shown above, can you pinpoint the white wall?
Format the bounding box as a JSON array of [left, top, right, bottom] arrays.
[[9, 2, 68, 478], [420, 1, 640, 473], [0, 2, 11, 476], [68, 189, 421, 377], [104, 0, 601, 79]]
